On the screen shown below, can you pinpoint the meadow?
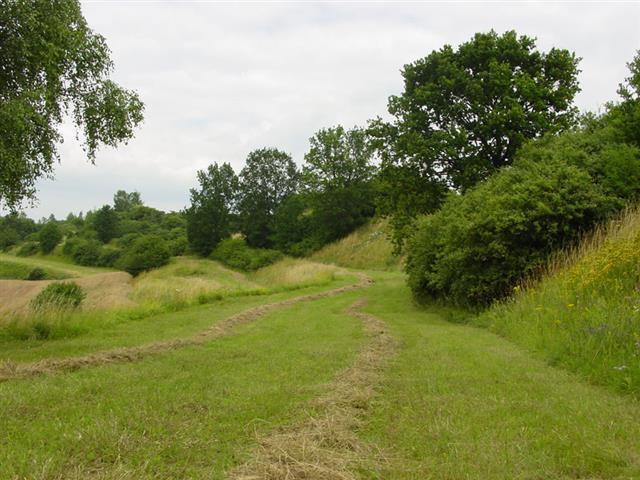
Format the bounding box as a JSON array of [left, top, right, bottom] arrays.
[[1, 217, 640, 478]]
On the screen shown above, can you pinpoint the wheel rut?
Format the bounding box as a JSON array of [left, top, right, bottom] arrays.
[[229, 298, 398, 480], [0, 275, 373, 383]]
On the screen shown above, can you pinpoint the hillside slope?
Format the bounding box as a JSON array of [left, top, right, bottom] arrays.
[[475, 206, 640, 395], [310, 219, 400, 271]]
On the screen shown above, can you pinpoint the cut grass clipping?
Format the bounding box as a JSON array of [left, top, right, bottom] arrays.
[[230, 299, 397, 480]]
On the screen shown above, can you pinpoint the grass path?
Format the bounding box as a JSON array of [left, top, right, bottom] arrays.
[[0, 292, 370, 479], [2, 269, 640, 478], [357, 272, 640, 479], [230, 299, 397, 479]]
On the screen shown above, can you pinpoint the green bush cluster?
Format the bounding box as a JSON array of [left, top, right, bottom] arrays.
[[116, 235, 170, 276], [210, 238, 283, 271], [31, 282, 86, 310], [406, 156, 614, 306], [27, 267, 46, 280]]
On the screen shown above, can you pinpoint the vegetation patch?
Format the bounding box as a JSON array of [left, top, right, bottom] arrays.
[[31, 282, 86, 311], [475, 206, 640, 394], [230, 299, 397, 480], [210, 238, 283, 272]]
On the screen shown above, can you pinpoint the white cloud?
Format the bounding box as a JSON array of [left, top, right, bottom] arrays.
[[15, 1, 640, 218]]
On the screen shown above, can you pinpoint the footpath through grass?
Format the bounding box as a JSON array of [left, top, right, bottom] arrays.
[[359, 272, 640, 479]]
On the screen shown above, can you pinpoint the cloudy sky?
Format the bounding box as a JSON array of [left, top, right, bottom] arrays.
[[17, 1, 640, 219]]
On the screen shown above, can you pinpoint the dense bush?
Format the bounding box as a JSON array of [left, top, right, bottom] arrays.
[[210, 238, 283, 271], [97, 246, 122, 267], [27, 267, 47, 280], [167, 236, 188, 256], [31, 282, 86, 310], [405, 157, 611, 306], [16, 241, 39, 257], [38, 222, 63, 254], [117, 235, 170, 276], [70, 239, 101, 266]]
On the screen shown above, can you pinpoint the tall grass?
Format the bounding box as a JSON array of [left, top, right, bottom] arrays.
[[311, 219, 401, 271], [251, 258, 338, 288], [475, 205, 640, 395], [0, 256, 348, 342]]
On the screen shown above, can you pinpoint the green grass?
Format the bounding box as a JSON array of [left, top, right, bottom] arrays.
[[0, 252, 112, 277], [0, 291, 366, 479], [0, 258, 70, 280], [358, 272, 640, 479], [474, 206, 640, 395], [0, 278, 354, 364], [311, 218, 401, 271]]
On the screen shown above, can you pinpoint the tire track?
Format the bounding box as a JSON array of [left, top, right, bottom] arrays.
[[0, 275, 373, 383], [229, 298, 398, 480]]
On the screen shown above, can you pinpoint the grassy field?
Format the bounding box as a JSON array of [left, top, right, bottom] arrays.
[[2, 237, 640, 478], [2, 267, 640, 478], [0, 257, 71, 280], [0, 252, 112, 277]]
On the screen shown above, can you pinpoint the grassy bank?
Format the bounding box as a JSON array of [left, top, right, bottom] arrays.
[[474, 206, 640, 395]]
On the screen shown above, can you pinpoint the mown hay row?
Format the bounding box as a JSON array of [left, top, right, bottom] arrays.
[[0, 275, 373, 382], [229, 299, 398, 480]]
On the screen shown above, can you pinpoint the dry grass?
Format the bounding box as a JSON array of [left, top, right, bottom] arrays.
[[0, 274, 373, 382], [229, 298, 398, 480], [311, 219, 400, 271], [0, 272, 134, 316], [131, 257, 262, 307], [251, 258, 339, 288]]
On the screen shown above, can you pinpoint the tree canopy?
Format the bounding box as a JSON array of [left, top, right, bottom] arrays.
[[372, 30, 581, 247], [0, 0, 144, 209], [186, 163, 239, 256], [238, 148, 299, 248]]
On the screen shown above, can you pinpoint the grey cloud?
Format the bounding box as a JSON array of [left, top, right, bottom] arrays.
[[12, 1, 640, 218]]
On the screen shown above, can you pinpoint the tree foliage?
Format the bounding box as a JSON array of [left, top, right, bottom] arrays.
[[113, 190, 142, 212], [303, 125, 375, 191], [238, 148, 299, 248], [405, 157, 611, 306], [38, 222, 62, 254], [372, 30, 581, 248], [93, 205, 118, 243], [0, 0, 144, 209], [186, 162, 239, 256]]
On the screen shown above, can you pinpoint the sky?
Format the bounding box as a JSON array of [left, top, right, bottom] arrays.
[[15, 1, 640, 219]]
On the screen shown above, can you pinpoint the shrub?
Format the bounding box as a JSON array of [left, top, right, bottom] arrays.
[[97, 245, 122, 267], [16, 241, 39, 257], [38, 222, 62, 254], [405, 157, 611, 306], [117, 235, 170, 276], [31, 282, 86, 310], [27, 267, 47, 280], [167, 236, 188, 256], [210, 238, 283, 271], [71, 239, 101, 266]]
